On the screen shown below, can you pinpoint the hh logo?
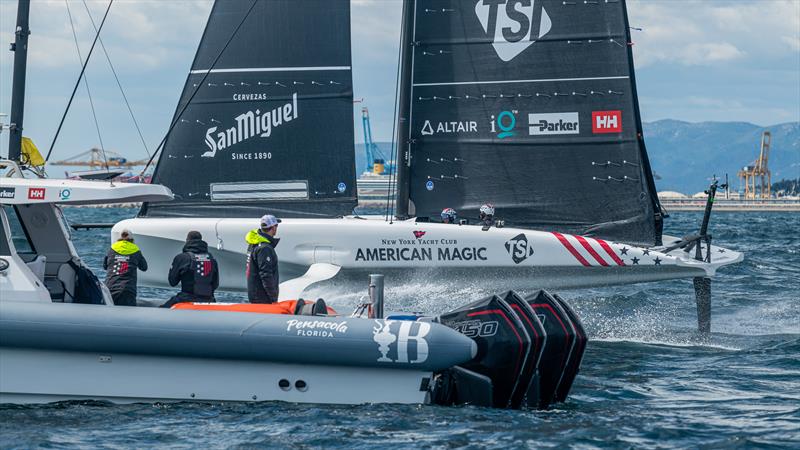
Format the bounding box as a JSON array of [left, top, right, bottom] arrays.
[[474, 0, 552, 62], [592, 110, 622, 134], [373, 320, 430, 364], [27, 188, 45, 200], [505, 233, 534, 264]]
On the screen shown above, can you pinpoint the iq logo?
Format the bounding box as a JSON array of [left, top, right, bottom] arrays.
[[490, 110, 517, 139], [59, 188, 71, 201]]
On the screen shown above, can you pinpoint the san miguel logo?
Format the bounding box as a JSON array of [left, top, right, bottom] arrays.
[[203, 93, 298, 158], [474, 0, 552, 62], [505, 233, 534, 264]]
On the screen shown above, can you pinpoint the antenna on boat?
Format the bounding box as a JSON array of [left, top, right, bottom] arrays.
[[7, 0, 30, 162]]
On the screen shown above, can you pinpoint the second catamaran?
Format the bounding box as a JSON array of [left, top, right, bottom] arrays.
[[117, 0, 742, 330]]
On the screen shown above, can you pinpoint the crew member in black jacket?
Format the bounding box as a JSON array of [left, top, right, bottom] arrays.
[[161, 231, 219, 308], [103, 229, 148, 306], [245, 214, 281, 303]]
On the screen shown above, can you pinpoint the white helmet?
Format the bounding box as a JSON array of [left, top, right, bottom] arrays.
[[440, 208, 457, 222], [479, 203, 495, 216]]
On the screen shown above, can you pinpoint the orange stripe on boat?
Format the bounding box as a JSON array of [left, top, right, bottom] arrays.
[[171, 300, 337, 315]]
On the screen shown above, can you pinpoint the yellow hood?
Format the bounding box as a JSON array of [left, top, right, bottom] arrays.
[[245, 229, 271, 245], [111, 240, 140, 255]]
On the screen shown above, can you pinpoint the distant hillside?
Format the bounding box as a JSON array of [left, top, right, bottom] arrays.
[[356, 120, 800, 194], [643, 120, 799, 194]]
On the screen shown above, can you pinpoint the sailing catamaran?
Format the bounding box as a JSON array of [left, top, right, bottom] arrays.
[[1, 0, 591, 408], [116, 0, 742, 331]]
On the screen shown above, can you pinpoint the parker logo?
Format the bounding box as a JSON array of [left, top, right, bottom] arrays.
[[203, 93, 298, 158], [27, 188, 45, 200], [528, 112, 579, 135], [413, 230, 426, 239], [505, 233, 534, 264], [474, 0, 552, 62], [421, 120, 478, 136], [0, 187, 15, 199], [592, 110, 622, 134]]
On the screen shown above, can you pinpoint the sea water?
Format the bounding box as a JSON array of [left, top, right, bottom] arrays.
[[1, 209, 798, 448]]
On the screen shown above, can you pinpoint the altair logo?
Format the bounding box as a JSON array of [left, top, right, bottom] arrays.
[[474, 0, 552, 62], [203, 93, 298, 158]]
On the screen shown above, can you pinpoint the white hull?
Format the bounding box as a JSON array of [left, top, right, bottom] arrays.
[[0, 348, 429, 405], [115, 216, 742, 293]]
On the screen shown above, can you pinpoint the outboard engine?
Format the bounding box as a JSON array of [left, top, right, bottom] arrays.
[[432, 290, 587, 410], [525, 290, 587, 408]]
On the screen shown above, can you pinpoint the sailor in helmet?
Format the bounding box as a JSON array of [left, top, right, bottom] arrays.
[[479, 203, 495, 231], [245, 214, 281, 304], [441, 207, 458, 224]]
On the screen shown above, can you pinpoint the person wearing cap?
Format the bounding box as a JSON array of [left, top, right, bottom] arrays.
[[161, 231, 219, 308], [441, 208, 458, 224], [245, 215, 281, 303], [103, 229, 148, 306]]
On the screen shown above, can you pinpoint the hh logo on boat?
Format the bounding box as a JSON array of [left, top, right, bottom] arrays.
[[528, 113, 579, 135], [373, 320, 430, 364], [286, 319, 348, 338], [505, 233, 534, 264], [474, 0, 552, 62], [592, 110, 622, 134], [202, 93, 298, 158], [27, 188, 45, 200]]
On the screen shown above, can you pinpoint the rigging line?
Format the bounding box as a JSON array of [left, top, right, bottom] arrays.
[[138, 0, 259, 177], [81, 0, 150, 158], [385, 27, 405, 223], [65, 0, 109, 172], [45, 0, 114, 162]]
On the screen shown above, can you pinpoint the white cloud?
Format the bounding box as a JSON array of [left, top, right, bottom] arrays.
[[629, 0, 800, 67], [0, 0, 212, 73]]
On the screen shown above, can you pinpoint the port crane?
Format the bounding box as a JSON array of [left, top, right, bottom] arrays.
[[51, 148, 148, 168], [737, 131, 771, 199], [360, 107, 394, 175]]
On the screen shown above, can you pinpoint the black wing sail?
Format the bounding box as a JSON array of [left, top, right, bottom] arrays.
[[397, 0, 663, 246], [143, 0, 357, 218]]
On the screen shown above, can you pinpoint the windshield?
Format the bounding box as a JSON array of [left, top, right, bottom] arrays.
[[1, 205, 35, 254]]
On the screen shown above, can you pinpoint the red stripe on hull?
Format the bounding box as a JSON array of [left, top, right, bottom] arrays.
[[595, 238, 626, 266], [575, 235, 609, 267], [552, 232, 591, 267]]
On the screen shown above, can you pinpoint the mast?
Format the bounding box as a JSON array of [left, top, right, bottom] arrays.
[[394, 0, 416, 218], [7, 0, 31, 162]]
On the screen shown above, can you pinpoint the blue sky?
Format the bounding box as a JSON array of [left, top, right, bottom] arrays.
[[1, 0, 798, 164]]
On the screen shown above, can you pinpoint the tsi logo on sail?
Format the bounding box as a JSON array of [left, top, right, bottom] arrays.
[[474, 0, 552, 62], [203, 93, 299, 158]]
